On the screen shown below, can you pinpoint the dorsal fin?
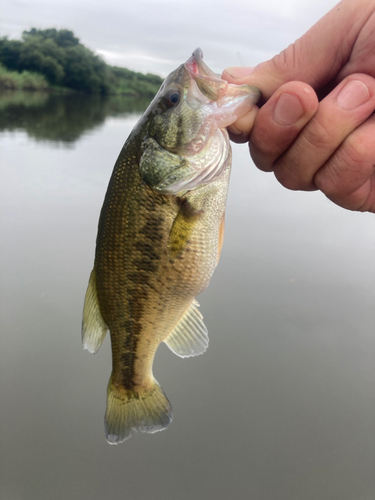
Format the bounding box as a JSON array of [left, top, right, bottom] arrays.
[[164, 300, 208, 357], [82, 269, 108, 354]]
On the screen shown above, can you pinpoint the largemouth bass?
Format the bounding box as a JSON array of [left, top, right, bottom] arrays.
[[82, 48, 259, 444]]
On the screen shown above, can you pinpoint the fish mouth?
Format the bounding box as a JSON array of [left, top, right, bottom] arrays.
[[184, 48, 228, 101], [185, 48, 215, 77]]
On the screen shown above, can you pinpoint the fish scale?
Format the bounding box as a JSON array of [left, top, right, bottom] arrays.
[[82, 48, 260, 443]]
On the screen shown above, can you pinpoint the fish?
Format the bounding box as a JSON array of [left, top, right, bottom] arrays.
[[82, 48, 260, 444]]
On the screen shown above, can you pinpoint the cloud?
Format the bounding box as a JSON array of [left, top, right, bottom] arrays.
[[0, 0, 339, 75]]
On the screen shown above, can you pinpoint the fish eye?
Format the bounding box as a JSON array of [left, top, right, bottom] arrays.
[[164, 89, 181, 108]]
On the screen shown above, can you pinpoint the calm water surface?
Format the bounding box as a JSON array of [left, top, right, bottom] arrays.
[[1, 91, 374, 500]]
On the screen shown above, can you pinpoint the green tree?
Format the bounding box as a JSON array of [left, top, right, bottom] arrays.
[[23, 28, 79, 48], [63, 45, 109, 93], [18, 35, 65, 84], [0, 28, 162, 96], [0, 38, 22, 71]]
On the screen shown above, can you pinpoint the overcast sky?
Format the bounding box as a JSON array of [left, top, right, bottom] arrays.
[[1, 0, 339, 76]]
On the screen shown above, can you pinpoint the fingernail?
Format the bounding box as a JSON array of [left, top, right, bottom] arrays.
[[224, 66, 255, 79], [337, 80, 369, 110], [273, 93, 304, 125], [228, 124, 245, 136]]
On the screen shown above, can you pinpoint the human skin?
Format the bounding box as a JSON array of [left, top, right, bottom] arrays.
[[222, 0, 375, 212]]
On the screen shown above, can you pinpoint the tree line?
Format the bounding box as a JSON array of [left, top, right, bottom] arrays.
[[0, 28, 163, 96]]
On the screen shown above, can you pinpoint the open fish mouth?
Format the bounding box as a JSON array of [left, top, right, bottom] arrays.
[[185, 48, 216, 78], [184, 48, 228, 102]]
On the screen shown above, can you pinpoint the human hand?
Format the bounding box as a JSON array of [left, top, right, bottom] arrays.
[[222, 0, 375, 212]]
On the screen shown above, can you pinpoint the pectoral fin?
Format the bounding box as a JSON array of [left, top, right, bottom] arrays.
[[164, 300, 208, 357], [168, 199, 202, 258], [82, 269, 108, 354], [216, 213, 225, 265]]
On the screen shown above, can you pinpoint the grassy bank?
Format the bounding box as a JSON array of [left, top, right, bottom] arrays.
[[0, 64, 50, 91]]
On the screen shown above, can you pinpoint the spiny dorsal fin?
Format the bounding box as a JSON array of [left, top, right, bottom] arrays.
[[168, 198, 202, 258], [164, 300, 208, 358], [82, 269, 108, 354]]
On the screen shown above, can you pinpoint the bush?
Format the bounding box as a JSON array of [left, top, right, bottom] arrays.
[[0, 64, 49, 91]]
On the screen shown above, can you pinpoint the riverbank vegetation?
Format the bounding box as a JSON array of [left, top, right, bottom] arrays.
[[0, 64, 49, 91], [0, 28, 163, 96]]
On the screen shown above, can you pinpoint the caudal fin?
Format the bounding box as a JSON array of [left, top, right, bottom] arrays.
[[105, 376, 173, 444]]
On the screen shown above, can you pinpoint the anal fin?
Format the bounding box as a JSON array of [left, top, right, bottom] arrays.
[[164, 300, 209, 358], [82, 269, 108, 354]]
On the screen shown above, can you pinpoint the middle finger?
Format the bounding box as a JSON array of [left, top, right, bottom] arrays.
[[273, 74, 375, 191]]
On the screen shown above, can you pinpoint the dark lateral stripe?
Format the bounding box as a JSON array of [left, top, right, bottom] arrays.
[[118, 209, 166, 389]]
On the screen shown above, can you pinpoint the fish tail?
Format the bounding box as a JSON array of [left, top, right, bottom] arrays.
[[105, 375, 173, 444]]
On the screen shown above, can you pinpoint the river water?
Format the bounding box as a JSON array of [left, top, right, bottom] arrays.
[[1, 90, 374, 500]]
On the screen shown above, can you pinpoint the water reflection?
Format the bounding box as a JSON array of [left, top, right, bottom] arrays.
[[0, 90, 150, 143], [1, 91, 375, 500]]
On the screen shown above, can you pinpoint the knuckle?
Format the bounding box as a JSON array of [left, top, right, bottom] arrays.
[[302, 115, 336, 151], [314, 159, 344, 195], [271, 43, 299, 77], [314, 128, 375, 198], [251, 127, 279, 157], [271, 39, 305, 75], [344, 132, 374, 163], [274, 163, 306, 190], [271, 40, 324, 88]]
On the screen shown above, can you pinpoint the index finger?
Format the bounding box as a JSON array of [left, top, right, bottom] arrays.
[[249, 81, 318, 172]]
